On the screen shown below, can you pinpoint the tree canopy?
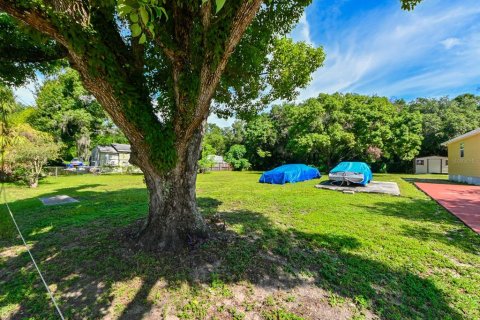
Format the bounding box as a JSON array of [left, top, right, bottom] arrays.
[[0, 12, 65, 86], [1, 84, 61, 185], [5, 123, 60, 187]]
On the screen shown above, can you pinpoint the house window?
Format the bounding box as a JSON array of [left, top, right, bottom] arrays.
[[416, 160, 424, 165], [445, 160, 448, 165], [460, 143, 464, 158]]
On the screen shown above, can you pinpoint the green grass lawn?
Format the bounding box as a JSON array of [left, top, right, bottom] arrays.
[[0, 172, 479, 319]]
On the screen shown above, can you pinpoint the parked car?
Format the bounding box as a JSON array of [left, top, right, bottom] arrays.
[[70, 158, 84, 166]]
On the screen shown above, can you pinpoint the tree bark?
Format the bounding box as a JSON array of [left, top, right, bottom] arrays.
[[133, 123, 208, 251]]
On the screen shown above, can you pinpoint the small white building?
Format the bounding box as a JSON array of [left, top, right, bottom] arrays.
[[90, 144, 131, 167], [414, 156, 448, 174], [206, 155, 231, 171]]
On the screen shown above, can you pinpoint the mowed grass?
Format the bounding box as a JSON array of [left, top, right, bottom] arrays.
[[0, 172, 479, 319]]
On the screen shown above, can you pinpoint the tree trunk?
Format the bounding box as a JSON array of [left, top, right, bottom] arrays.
[[29, 164, 41, 188], [135, 125, 209, 251], [29, 175, 39, 188]]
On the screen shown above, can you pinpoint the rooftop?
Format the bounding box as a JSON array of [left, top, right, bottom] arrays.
[[97, 145, 117, 153], [112, 143, 131, 153], [441, 128, 480, 146], [96, 144, 132, 153]]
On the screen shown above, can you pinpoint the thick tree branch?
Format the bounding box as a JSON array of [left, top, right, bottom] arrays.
[[201, 0, 213, 33], [47, 0, 90, 26], [131, 40, 145, 72], [153, 35, 176, 62], [184, 0, 263, 141]]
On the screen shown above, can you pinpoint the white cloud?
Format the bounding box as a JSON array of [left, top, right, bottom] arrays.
[[440, 37, 462, 49], [294, 0, 480, 100], [291, 13, 313, 45]]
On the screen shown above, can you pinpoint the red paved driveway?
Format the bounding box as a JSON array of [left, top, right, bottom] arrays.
[[415, 182, 480, 234]]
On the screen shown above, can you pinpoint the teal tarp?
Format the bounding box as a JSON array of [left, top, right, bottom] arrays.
[[330, 161, 372, 186]]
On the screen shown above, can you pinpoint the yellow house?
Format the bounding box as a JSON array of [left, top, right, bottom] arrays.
[[442, 128, 480, 185]]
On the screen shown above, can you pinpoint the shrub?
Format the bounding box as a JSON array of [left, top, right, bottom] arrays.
[[224, 145, 251, 171]]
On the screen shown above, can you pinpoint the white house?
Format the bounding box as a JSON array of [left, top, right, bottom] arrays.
[[414, 156, 448, 174], [90, 144, 131, 167]]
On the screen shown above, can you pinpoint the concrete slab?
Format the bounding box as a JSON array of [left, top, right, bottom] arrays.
[[415, 182, 480, 234], [39, 195, 79, 206], [315, 181, 400, 196]]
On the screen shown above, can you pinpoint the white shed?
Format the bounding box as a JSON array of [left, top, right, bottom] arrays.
[[206, 155, 231, 171], [414, 156, 448, 174]]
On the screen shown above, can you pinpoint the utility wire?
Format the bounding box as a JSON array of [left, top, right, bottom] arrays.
[[0, 186, 65, 320], [1, 98, 65, 319]]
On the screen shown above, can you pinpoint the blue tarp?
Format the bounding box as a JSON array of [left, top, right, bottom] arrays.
[[259, 164, 321, 184], [330, 161, 373, 186]]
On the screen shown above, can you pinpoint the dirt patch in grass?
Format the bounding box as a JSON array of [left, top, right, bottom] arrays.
[[106, 279, 366, 320]]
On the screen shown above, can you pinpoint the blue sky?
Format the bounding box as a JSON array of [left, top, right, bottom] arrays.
[[14, 0, 480, 127], [291, 0, 480, 101]]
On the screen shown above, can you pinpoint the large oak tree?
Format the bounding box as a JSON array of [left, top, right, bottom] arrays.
[[0, 0, 421, 250]]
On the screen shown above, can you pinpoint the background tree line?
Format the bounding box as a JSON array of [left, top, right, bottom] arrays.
[[1, 85, 60, 187], [3, 69, 479, 185], [202, 93, 480, 172], [4, 70, 128, 159], [1, 69, 128, 186]]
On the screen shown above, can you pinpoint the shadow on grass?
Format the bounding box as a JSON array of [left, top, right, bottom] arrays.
[[0, 186, 468, 319]]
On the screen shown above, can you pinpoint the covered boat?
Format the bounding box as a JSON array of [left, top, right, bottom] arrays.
[[259, 164, 321, 184], [328, 162, 372, 186]]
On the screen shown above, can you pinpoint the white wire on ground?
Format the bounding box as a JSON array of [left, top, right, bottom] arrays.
[[0, 184, 65, 320]]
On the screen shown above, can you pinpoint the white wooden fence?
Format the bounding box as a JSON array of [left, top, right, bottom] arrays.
[[43, 166, 143, 177]]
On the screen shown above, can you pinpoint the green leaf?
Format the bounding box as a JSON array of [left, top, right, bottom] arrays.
[[139, 7, 149, 25], [139, 33, 147, 44], [215, 0, 226, 13], [148, 24, 155, 38], [145, 5, 153, 19], [154, 7, 168, 21], [131, 23, 142, 37], [160, 7, 168, 20], [118, 4, 133, 16], [130, 12, 139, 23]]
